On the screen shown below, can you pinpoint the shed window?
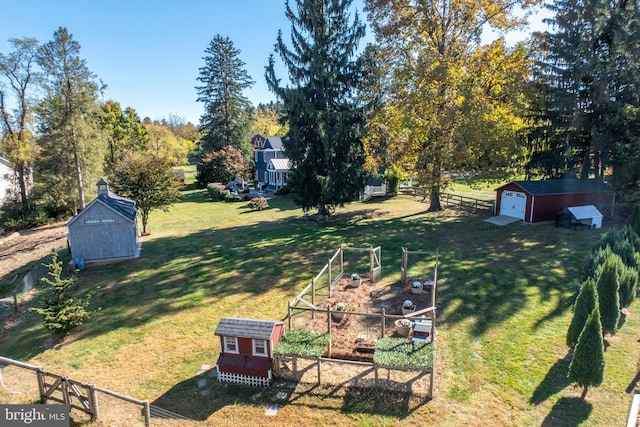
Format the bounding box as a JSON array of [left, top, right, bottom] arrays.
[[253, 339, 267, 356], [224, 336, 238, 354]]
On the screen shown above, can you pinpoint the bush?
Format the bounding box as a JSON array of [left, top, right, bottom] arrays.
[[30, 252, 95, 335], [275, 186, 292, 195], [206, 183, 230, 201], [248, 196, 268, 211]]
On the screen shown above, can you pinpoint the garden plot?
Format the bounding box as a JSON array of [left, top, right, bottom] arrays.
[[292, 275, 435, 362]]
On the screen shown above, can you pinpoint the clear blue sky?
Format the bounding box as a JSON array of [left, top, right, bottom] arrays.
[[0, 0, 549, 126]]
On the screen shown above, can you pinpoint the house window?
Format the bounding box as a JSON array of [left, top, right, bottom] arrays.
[[253, 339, 267, 356], [224, 336, 239, 354]]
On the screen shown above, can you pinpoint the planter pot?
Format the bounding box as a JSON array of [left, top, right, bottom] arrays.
[[411, 285, 423, 295], [395, 319, 412, 337], [332, 311, 346, 321], [402, 307, 416, 315], [351, 278, 362, 288]]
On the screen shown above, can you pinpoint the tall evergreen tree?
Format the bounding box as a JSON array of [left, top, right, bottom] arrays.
[[567, 278, 598, 348], [266, 0, 369, 216], [0, 37, 40, 214], [596, 256, 620, 336], [196, 35, 254, 157], [36, 27, 104, 215], [568, 306, 605, 399], [531, 0, 640, 196]]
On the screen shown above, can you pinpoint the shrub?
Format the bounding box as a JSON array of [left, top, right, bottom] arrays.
[[274, 329, 331, 357], [597, 256, 620, 336], [206, 183, 230, 201], [275, 186, 292, 195], [248, 196, 268, 211], [567, 278, 598, 347], [568, 306, 605, 399], [30, 252, 95, 335], [618, 264, 638, 308]]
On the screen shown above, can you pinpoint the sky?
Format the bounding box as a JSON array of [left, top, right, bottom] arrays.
[[0, 0, 551, 126]]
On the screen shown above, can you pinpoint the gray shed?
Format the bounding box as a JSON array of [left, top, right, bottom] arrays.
[[67, 179, 141, 265]]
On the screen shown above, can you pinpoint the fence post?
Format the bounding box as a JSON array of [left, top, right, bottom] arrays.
[[143, 401, 151, 427], [37, 369, 45, 403], [369, 247, 374, 282], [381, 308, 386, 337], [311, 278, 316, 320], [88, 383, 99, 420], [316, 357, 321, 385], [327, 307, 332, 358], [12, 292, 18, 313], [288, 302, 292, 331], [328, 258, 332, 298]]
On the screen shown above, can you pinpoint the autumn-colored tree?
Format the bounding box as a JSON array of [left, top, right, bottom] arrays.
[[0, 37, 39, 214], [196, 145, 247, 187], [365, 0, 538, 211]]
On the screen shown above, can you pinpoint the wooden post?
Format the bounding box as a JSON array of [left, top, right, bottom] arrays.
[[293, 356, 298, 379], [340, 247, 344, 275], [12, 293, 18, 313], [328, 258, 332, 298], [37, 369, 45, 403], [381, 308, 386, 337], [274, 353, 280, 377], [311, 278, 316, 320], [429, 369, 434, 399], [88, 383, 99, 420], [316, 357, 321, 385], [143, 401, 151, 427], [327, 307, 332, 358], [288, 302, 292, 331], [369, 247, 374, 282], [374, 365, 379, 388]]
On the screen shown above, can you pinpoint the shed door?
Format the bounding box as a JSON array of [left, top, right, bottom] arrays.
[[500, 191, 526, 220]]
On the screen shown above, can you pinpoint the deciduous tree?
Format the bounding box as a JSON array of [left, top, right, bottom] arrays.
[[110, 153, 181, 235], [266, 0, 369, 216], [196, 145, 246, 187], [100, 101, 149, 176], [365, 0, 538, 211], [0, 37, 40, 214]]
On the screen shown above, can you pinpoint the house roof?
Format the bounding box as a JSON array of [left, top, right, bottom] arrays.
[[268, 158, 291, 171], [0, 156, 13, 169], [497, 179, 612, 196], [263, 136, 283, 150], [67, 181, 137, 227], [215, 317, 283, 340]]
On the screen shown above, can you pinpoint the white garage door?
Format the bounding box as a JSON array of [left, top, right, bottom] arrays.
[[500, 191, 526, 220]]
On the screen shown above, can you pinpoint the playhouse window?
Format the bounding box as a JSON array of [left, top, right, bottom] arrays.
[[224, 336, 238, 354], [252, 339, 267, 356]]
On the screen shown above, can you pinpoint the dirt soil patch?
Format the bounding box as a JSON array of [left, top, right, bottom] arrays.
[[295, 276, 434, 362], [0, 221, 68, 280]]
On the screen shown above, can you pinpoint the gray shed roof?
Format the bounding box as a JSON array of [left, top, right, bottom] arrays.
[[215, 317, 282, 340], [498, 179, 612, 196]]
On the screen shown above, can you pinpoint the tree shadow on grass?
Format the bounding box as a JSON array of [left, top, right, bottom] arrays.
[[540, 397, 592, 426], [530, 351, 572, 405]]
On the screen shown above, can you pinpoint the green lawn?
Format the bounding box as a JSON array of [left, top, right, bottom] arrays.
[[1, 187, 638, 426]]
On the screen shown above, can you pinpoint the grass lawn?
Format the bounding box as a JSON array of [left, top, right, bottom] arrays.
[[1, 183, 638, 427]]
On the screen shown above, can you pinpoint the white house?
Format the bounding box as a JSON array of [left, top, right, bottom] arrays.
[[0, 156, 22, 206]]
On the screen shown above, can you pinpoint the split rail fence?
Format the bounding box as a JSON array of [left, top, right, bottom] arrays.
[[0, 356, 152, 426]]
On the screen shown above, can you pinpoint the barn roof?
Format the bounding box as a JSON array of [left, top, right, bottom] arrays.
[[215, 317, 282, 340], [497, 179, 612, 196]]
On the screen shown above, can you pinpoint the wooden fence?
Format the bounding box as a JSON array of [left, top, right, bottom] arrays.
[[441, 192, 495, 213], [274, 352, 434, 398], [0, 356, 151, 426], [401, 248, 439, 311]]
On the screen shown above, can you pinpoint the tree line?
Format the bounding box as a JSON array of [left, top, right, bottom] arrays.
[[3, 0, 640, 228]]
